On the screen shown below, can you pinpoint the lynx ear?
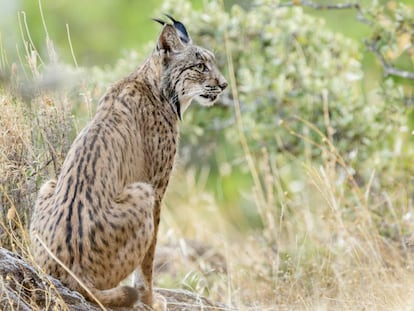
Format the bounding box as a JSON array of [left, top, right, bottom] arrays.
[[164, 14, 191, 44], [156, 24, 186, 53]]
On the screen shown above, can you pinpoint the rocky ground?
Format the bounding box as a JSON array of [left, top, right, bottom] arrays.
[[0, 247, 228, 311]]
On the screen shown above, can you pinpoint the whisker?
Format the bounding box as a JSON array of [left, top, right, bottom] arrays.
[[183, 90, 203, 98]]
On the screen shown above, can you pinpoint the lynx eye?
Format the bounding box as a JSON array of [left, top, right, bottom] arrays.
[[195, 63, 208, 72]]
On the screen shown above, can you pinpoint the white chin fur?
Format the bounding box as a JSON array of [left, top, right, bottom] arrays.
[[195, 95, 216, 107]]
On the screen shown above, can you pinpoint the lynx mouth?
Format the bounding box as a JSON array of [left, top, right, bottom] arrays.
[[200, 94, 217, 101]]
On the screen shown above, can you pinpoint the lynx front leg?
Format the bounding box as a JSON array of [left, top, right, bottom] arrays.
[[139, 197, 162, 308]]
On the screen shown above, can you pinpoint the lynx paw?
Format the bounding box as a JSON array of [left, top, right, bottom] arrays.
[[153, 293, 167, 311]]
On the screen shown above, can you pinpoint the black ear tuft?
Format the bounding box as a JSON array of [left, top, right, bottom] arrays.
[[152, 18, 166, 26], [164, 14, 191, 44]]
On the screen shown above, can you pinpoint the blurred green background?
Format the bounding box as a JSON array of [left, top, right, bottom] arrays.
[[1, 0, 412, 97], [2, 0, 410, 66], [2, 0, 250, 65]]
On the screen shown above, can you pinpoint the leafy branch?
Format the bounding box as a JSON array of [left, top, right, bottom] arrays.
[[274, 0, 414, 80], [367, 40, 414, 80], [278, 0, 361, 11]]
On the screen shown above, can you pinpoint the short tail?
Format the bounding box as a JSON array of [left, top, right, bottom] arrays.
[[88, 285, 139, 308]]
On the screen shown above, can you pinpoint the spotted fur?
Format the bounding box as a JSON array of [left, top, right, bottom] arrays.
[[30, 20, 227, 308]]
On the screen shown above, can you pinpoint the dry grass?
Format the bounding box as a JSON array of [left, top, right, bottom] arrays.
[[0, 70, 75, 253], [1, 6, 414, 311], [160, 158, 414, 310]]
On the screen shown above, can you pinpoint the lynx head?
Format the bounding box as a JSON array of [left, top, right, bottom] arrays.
[[154, 15, 227, 117]]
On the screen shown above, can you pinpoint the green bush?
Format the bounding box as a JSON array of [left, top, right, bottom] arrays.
[[158, 0, 411, 188]]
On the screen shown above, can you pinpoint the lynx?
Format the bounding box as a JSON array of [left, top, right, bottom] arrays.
[[30, 15, 227, 308]]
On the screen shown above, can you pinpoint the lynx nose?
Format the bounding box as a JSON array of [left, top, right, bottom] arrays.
[[219, 80, 228, 91]]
